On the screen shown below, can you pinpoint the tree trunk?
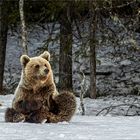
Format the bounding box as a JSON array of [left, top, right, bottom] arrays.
[[0, 1, 8, 93], [89, 3, 97, 99], [19, 0, 28, 55], [59, 6, 73, 91]]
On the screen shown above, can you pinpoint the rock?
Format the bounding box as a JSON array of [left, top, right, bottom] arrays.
[[132, 78, 140, 84], [120, 60, 131, 66]]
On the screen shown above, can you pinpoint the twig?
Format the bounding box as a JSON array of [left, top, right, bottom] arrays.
[[125, 98, 137, 116]]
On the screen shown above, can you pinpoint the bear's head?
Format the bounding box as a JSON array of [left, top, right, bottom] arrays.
[[20, 51, 53, 86]]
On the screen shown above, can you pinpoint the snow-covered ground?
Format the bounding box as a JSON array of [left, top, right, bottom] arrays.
[[1, 116, 140, 140], [1, 94, 140, 139]]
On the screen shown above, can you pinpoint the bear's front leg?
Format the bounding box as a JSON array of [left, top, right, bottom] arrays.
[[5, 108, 25, 122], [15, 100, 42, 114]]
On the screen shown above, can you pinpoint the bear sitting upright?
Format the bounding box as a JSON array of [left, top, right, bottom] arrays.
[[5, 51, 76, 123]]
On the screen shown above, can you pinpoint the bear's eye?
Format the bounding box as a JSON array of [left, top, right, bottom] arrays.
[[35, 64, 40, 68], [44, 64, 47, 67]]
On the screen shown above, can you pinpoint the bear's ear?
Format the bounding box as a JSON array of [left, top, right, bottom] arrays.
[[40, 51, 50, 61], [20, 55, 30, 67]]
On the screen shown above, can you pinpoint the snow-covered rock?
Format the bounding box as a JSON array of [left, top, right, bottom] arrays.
[[4, 22, 140, 96]]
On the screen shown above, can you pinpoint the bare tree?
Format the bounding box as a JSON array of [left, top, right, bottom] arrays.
[[59, 3, 73, 91], [80, 70, 86, 115], [19, 0, 28, 54], [0, 1, 8, 93], [89, 1, 97, 99]]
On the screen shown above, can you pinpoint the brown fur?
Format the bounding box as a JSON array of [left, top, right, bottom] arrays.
[[5, 51, 76, 123], [5, 108, 25, 122]]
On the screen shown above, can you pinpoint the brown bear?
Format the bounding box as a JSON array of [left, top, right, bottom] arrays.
[[5, 51, 76, 123]]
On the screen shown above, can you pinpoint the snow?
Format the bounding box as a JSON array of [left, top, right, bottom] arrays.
[[1, 116, 140, 140], [1, 95, 140, 139]]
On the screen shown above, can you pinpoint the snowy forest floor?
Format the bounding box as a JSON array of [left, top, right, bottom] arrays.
[[1, 95, 140, 139]]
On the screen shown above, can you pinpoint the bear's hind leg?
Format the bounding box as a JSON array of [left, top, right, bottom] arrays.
[[5, 108, 25, 123], [47, 91, 76, 123]]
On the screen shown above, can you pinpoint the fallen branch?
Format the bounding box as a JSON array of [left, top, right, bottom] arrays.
[[96, 103, 140, 116]]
